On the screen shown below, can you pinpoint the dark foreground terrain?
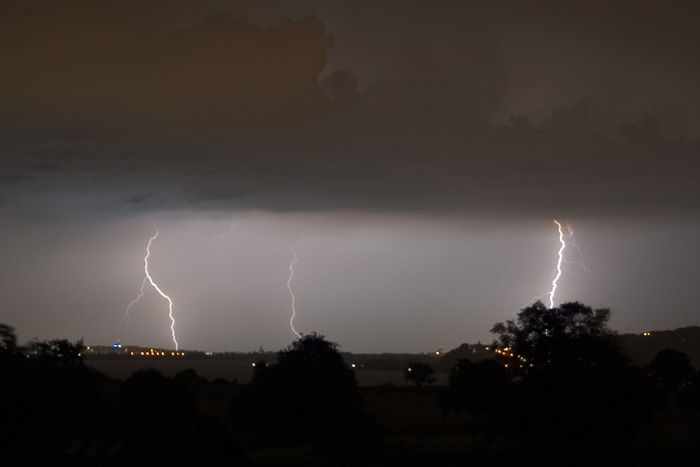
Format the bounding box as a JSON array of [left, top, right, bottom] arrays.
[[3, 318, 700, 466]]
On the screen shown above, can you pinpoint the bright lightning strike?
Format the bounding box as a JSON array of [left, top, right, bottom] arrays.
[[522, 220, 588, 310], [286, 237, 303, 338], [548, 220, 566, 308], [144, 230, 179, 350], [119, 231, 179, 349]]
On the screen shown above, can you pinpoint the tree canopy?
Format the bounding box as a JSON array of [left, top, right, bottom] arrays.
[[491, 300, 624, 373], [404, 362, 436, 388], [231, 332, 380, 457], [443, 303, 655, 457], [645, 348, 695, 391], [0, 323, 17, 353]]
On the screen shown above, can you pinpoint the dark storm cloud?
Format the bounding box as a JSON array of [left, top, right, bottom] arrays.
[[0, 1, 332, 128], [2, 1, 700, 353], [1, 0, 699, 218]]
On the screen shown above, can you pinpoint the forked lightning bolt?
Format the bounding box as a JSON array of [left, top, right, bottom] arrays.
[[286, 237, 303, 338], [548, 220, 566, 308], [522, 220, 587, 309], [122, 229, 179, 349], [144, 230, 179, 350]]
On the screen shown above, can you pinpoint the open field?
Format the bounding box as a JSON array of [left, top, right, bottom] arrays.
[[232, 385, 700, 466]]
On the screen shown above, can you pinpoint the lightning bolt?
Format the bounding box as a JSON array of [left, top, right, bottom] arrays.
[[144, 229, 179, 350], [118, 230, 179, 349], [563, 222, 589, 273], [521, 220, 589, 310], [286, 237, 303, 338], [548, 220, 566, 308], [118, 277, 147, 328]]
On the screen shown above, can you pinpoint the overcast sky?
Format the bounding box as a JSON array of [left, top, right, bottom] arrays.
[[1, 0, 699, 353]]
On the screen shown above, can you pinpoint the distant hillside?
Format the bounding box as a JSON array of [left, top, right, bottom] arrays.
[[618, 326, 700, 369], [436, 327, 700, 373], [86, 326, 700, 375], [340, 352, 441, 371], [435, 342, 495, 372]]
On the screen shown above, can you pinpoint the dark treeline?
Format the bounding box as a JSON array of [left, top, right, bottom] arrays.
[[0, 324, 247, 467], [440, 302, 685, 465], [2, 301, 700, 466]]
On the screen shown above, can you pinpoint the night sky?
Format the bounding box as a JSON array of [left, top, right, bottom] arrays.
[[1, 0, 699, 353]]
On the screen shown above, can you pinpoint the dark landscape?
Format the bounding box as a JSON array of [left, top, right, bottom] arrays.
[[85, 325, 700, 381], [3, 1, 700, 466], [3, 310, 700, 466]]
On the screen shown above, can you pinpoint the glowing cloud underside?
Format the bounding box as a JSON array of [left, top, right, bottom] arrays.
[[286, 238, 302, 338], [548, 220, 566, 308], [144, 230, 179, 350]]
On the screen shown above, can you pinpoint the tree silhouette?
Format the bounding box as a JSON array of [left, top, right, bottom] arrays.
[[645, 348, 694, 391], [0, 329, 112, 464], [485, 302, 653, 457], [0, 323, 17, 353], [491, 300, 622, 373], [0, 325, 248, 465], [404, 362, 436, 388], [31, 338, 87, 372], [232, 333, 381, 458]]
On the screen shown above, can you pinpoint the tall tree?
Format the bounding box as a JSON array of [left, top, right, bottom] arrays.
[[645, 348, 694, 391], [404, 362, 436, 388], [491, 300, 623, 373], [232, 333, 380, 458], [485, 302, 653, 456]]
